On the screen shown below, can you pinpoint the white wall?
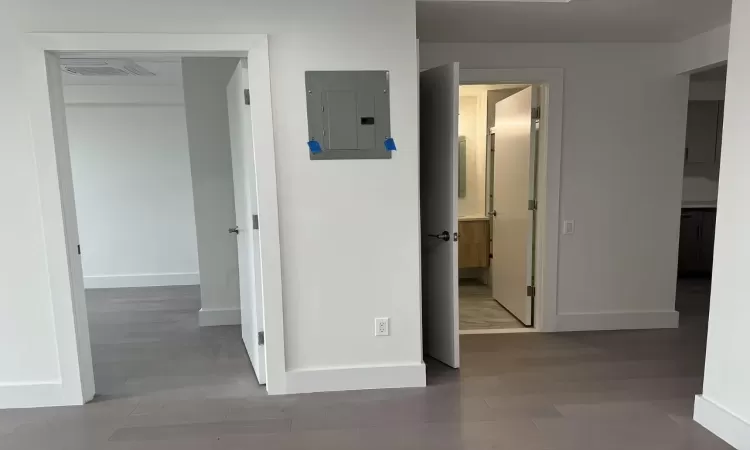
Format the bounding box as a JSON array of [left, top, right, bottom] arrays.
[[682, 79, 725, 206], [695, 1, 750, 446], [181, 57, 242, 325], [422, 43, 688, 330], [65, 88, 200, 288], [673, 24, 730, 74], [1, 0, 423, 406], [458, 95, 485, 217], [689, 80, 726, 101]]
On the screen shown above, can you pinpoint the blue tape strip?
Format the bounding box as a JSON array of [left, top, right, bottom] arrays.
[[308, 140, 323, 154], [384, 137, 397, 151]]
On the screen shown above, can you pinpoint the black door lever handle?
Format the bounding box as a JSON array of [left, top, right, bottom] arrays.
[[428, 231, 451, 242]]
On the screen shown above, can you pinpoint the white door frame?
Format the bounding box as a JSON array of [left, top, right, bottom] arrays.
[[23, 33, 287, 402], [460, 68, 563, 332]]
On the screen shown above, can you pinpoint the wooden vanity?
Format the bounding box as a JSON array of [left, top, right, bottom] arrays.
[[458, 217, 490, 269]]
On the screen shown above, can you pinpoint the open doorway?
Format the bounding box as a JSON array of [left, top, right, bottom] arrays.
[[25, 33, 285, 403], [676, 63, 726, 324], [457, 84, 541, 334], [420, 64, 561, 370], [58, 53, 266, 399]]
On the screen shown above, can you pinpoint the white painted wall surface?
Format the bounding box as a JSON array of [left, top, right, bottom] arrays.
[[673, 24, 730, 74], [1, 0, 423, 406], [458, 95, 485, 217], [689, 80, 726, 101], [695, 1, 750, 446], [682, 79, 725, 206], [181, 58, 242, 323], [65, 98, 200, 288], [422, 43, 687, 329], [0, 19, 63, 390]]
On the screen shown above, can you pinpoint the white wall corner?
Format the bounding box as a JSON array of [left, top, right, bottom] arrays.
[[284, 363, 427, 395], [694, 395, 750, 450], [198, 307, 241, 327], [555, 310, 680, 332], [83, 272, 199, 289]]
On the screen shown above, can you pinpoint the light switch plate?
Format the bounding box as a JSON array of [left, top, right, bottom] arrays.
[[563, 220, 575, 235]]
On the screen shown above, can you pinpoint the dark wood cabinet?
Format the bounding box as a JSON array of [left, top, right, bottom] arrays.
[[678, 208, 717, 277]]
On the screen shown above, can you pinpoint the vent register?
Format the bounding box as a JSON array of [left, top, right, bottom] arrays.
[[60, 59, 156, 77]]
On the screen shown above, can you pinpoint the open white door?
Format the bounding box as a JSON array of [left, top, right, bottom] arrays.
[[491, 87, 538, 326], [227, 60, 266, 384], [420, 63, 460, 368]]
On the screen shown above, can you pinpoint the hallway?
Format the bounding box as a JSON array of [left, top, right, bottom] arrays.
[[0, 281, 731, 449]]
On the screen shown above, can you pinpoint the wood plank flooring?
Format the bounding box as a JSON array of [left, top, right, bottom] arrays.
[[0, 279, 733, 449], [459, 281, 525, 330]]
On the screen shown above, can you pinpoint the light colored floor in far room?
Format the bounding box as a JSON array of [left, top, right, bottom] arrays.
[[459, 281, 525, 331]]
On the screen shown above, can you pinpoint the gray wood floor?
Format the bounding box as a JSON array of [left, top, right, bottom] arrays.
[[459, 281, 525, 330], [0, 279, 733, 449]]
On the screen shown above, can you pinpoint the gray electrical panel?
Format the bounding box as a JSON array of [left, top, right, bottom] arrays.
[[305, 71, 392, 160]]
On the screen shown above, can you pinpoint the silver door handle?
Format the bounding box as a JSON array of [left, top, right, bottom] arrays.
[[228, 226, 240, 235]]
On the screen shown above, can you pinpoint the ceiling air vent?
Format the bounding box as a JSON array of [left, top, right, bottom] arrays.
[[60, 59, 156, 77]]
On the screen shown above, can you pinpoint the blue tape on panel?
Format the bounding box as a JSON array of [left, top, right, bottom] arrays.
[[308, 140, 322, 154], [384, 137, 397, 151]]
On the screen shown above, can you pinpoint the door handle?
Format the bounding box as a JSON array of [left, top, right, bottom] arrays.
[[228, 226, 240, 235], [428, 231, 451, 242]]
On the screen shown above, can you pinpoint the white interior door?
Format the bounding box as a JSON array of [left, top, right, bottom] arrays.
[[491, 87, 537, 326], [227, 60, 266, 384], [420, 63, 460, 368]]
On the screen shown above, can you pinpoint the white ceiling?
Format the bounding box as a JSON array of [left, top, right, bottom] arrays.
[[417, 0, 732, 43]]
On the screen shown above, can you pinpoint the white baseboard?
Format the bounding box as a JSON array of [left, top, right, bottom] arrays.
[[0, 381, 79, 409], [285, 362, 426, 394], [198, 307, 241, 326], [555, 310, 679, 331], [695, 395, 750, 450], [84, 272, 200, 289]]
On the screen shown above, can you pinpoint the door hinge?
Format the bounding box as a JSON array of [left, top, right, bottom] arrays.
[[527, 285, 536, 297], [77, 244, 81, 255], [252, 214, 259, 230], [244, 89, 250, 105], [528, 200, 537, 211], [531, 107, 541, 120], [258, 331, 265, 345]]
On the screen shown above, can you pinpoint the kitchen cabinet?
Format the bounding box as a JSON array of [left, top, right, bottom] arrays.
[[685, 100, 722, 164], [678, 208, 717, 277]]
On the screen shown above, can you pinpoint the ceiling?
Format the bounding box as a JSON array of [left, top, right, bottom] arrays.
[[417, 0, 732, 43]]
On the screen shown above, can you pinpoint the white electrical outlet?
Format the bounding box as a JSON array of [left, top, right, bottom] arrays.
[[375, 318, 390, 336], [563, 220, 575, 235]]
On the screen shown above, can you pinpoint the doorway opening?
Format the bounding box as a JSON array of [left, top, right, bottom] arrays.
[[457, 83, 541, 334], [676, 63, 726, 328], [420, 64, 562, 370], [58, 53, 266, 399], [27, 33, 285, 403]]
